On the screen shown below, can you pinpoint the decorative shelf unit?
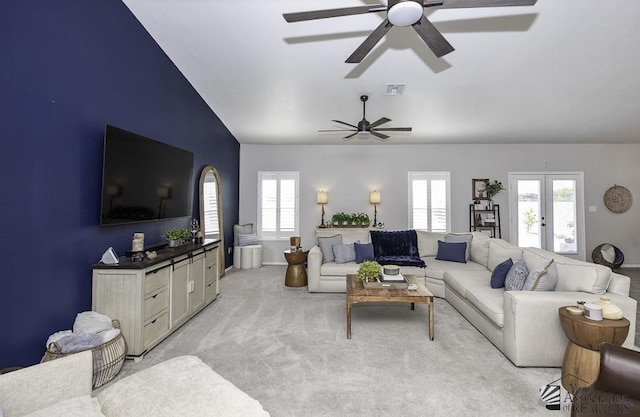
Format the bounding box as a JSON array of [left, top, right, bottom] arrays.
[[469, 204, 501, 238], [92, 239, 220, 361]]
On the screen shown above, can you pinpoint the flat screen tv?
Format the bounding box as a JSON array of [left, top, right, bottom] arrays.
[[100, 125, 194, 226]]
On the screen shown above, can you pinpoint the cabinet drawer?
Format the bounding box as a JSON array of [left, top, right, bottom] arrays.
[[205, 279, 218, 301], [145, 265, 170, 294], [144, 311, 169, 348], [144, 288, 168, 322], [205, 247, 217, 269]]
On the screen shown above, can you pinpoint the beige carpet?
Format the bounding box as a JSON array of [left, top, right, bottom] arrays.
[[110, 266, 577, 416]]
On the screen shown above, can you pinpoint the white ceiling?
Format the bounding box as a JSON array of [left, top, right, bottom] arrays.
[[122, 0, 640, 145]]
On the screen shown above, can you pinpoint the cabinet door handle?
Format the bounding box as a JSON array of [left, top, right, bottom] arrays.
[[151, 318, 157, 324], [151, 294, 158, 299]]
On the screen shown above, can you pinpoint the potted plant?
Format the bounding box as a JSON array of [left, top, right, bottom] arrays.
[[163, 228, 190, 247], [332, 212, 346, 226], [355, 212, 370, 227], [357, 260, 381, 283], [483, 180, 505, 208]]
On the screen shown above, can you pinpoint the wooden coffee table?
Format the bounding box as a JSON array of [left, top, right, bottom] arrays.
[[346, 274, 434, 340]]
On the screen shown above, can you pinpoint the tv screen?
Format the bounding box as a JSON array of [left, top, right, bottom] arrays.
[[100, 125, 194, 226]]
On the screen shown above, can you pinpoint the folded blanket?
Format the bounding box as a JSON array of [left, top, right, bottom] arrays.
[[48, 329, 121, 354], [73, 311, 114, 334]]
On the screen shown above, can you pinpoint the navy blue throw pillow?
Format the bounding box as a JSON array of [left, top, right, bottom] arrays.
[[435, 241, 467, 263], [354, 242, 375, 264], [491, 258, 514, 289]]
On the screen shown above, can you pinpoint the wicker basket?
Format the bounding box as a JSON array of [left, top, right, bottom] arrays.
[[592, 243, 624, 269], [41, 320, 127, 389]]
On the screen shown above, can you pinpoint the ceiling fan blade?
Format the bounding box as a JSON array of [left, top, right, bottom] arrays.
[[374, 127, 413, 132], [346, 19, 393, 63], [283, 5, 386, 23], [434, 0, 537, 9], [343, 132, 359, 140], [332, 120, 358, 129], [412, 15, 455, 58], [318, 129, 356, 132], [370, 131, 390, 140], [369, 117, 391, 128]]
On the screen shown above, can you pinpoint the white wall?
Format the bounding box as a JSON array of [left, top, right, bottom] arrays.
[[239, 143, 640, 265]]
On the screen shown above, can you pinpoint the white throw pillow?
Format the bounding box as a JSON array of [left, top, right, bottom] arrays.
[[523, 259, 558, 291], [317, 235, 342, 263]]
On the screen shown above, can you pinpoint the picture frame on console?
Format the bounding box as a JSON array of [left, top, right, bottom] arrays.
[[472, 178, 490, 200]]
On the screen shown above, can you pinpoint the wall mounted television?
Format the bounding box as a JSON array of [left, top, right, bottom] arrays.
[[100, 124, 194, 226]]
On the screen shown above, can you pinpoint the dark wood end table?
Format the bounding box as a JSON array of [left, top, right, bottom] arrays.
[[346, 274, 434, 341], [284, 249, 308, 287], [558, 306, 630, 394]]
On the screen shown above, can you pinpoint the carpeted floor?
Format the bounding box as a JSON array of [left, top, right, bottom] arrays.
[[111, 266, 577, 417]]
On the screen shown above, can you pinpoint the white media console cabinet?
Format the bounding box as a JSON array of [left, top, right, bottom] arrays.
[[92, 239, 220, 361]]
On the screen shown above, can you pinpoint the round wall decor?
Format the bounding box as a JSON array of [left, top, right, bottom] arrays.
[[603, 185, 632, 213]]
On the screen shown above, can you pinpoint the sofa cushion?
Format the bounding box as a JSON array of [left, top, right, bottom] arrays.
[[491, 258, 513, 289], [23, 396, 104, 417], [320, 262, 360, 276], [469, 232, 491, 267], [523, 247, 612, 294], [505, 259, 529, 291], [423, 256, 488, 281], [333, 242, 356, 264], [444, 270, 503, 327], [370, 229, 420, 258], [317, 235, 342, 263], [523, 260, 558, 291], [97, 356, 270, 417], [488, 242, 523, 271], [416, 230, 447, 257], [376, 255, 425, 268], [354, 242, 375, 263], [444, 233, 473, 260], [435, 241, 467, 263]]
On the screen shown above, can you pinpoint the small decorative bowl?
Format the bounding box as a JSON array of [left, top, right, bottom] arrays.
[[383, 265, 400, 275]]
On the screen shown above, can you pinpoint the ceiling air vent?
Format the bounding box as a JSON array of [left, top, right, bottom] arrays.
[[385, 84, 405, 96]]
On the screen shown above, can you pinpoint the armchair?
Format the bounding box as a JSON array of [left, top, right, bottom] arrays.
[[571, 343, 640, 416]]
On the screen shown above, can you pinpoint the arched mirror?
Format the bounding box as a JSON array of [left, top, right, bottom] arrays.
[[199, 166, 225, 277]]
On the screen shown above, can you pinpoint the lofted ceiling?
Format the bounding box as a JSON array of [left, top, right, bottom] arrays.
[[122, 0, 640, 145]]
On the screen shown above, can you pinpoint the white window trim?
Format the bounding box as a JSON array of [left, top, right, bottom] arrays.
[[257, 171, 299, 240], [407, 172, 451, 232]]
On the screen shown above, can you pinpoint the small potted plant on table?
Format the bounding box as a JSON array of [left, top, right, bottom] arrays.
[[163, 228, 190, 248]]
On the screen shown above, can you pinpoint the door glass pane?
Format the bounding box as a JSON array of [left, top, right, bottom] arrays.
[[430, 179, 447, 232], [552, 180, 577, 254], [517, 180, 541, 248]]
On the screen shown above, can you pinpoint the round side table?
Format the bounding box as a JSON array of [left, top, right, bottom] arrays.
[[284, 249, 308, 287], [558, 306, 629, 394]]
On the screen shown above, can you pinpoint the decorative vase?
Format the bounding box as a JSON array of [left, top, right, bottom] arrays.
[[596, 296, 624, 320]]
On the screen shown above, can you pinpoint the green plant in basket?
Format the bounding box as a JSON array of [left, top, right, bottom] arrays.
[[357, 260, 381, 283]]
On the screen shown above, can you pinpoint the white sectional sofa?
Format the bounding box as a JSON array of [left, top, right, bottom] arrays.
[[307, 228, 637, 367], [0, 351, 270, 417]]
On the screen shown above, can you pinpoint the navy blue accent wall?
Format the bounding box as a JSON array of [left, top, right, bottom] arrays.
[[0, 1, 239, 368]]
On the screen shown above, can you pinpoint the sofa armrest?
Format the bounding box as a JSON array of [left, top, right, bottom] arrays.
[[0, 351, 93, 416], [502, 291, 590, 367], [307, 245, 322, 292], [607, 272, 630, 296]]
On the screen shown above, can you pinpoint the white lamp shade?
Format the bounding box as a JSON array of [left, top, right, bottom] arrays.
[[317, 191, 328, 204], [369, 191, 381, 204]]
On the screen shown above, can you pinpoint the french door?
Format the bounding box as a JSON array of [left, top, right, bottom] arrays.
[[508, 173, 585, 260]]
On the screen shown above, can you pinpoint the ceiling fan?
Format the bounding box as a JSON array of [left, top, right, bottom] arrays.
[[283, 0, 537, 63], [319, 95, 412, 141]]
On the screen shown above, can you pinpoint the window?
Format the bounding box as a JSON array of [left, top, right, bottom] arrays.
[[408, 172, 450, 232], [258, 172, 299, 239]]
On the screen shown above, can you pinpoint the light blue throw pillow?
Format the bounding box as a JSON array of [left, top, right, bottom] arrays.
[[317, 235, 342, 263], [523, 259, 558, 291], [333, 242, 357, 264], [237, 233, 259, 246], [505, 259, 529, 291], [445, 233, 473, 260]]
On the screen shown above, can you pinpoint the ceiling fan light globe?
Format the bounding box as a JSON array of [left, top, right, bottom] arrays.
[[357, 131, 369, 136], [388, 2, 423, 26]]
